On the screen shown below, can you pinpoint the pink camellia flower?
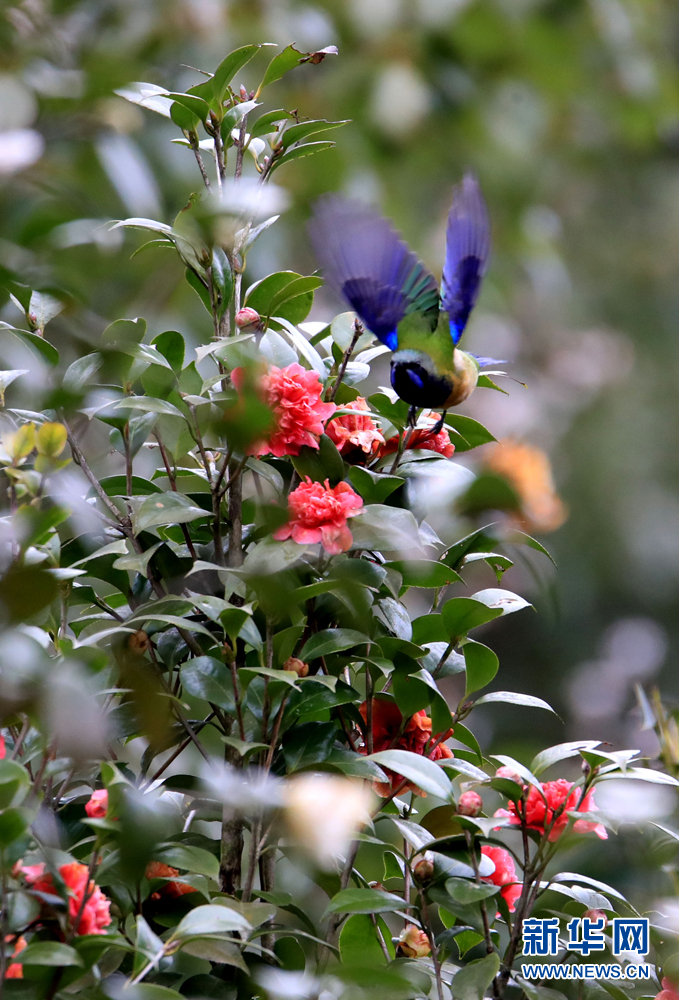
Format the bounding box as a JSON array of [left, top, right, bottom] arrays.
[[481, 845, 522, 914], [13, 862, 45, 883], [85, 789, 108, 819], [495, 765, 523, 784], [398, 924, 431, 958], [274, 477, 363, 554], [380, 422, 455, 459], [235, 363, 336, 457], [326, 397, 385, 460], [494, 778, 607, 842], [0, 733, 5, 758], [656, 978, 679, 1000], [32, 862, 111, 936], [458, 790, 483, 816]]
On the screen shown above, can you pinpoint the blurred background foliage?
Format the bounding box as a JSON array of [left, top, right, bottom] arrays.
[[2, 0, 679, 909]]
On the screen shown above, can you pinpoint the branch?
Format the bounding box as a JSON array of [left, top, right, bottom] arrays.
[[328, 319, 363, 402]]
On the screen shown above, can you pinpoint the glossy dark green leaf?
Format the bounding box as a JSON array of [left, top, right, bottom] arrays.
[[299, 629, 370, 662], [463, 640, 499, 696], [347, 466, 404, 504], [444, 413, 496, 451], [324, 887, 409, 917], [280, 119, 349, 148], [451, 953, 500, 1000], [258, 44, 306, 91], [282, 721, 337, 771], [291, 434, 345, 486], [250, 109, 293, 138], [213, 44, 264, 101], [441, 597, 502, 640], [181, 657, 234, 710]]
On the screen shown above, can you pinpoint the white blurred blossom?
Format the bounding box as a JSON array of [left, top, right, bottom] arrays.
[[283, 774, 374, 869], [0, 130, 44, 175], [371, 63, 431, 137]]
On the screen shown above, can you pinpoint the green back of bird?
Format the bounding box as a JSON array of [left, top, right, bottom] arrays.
[[396, 310, 456, 371]]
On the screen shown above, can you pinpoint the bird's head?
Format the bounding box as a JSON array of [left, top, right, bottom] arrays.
[[391, 348, 478, 409]]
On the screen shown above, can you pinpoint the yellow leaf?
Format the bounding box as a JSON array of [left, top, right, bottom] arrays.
[[36, 422, 68, 458], [4, 423, 36, 463]]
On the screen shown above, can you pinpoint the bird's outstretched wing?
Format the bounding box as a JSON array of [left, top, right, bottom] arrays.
[[441, 174, 490, 344], [309, 195, 439, 350]]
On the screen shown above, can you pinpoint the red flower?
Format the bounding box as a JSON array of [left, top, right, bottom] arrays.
[[481, 845, 522, 914], [145, 861, 198, 900], [458, 790, 483, 816], [0, 734, 5, 759], [4, 936, 26, 979], [657, 979, 679, 1000], [274, 477, 363, 554], [494, 779, 607, 842], [85, 789, 108, 819], [235, 363, 336, 457], [326, 397, 385, 459], [359, 699, 453, 796], [380, 423, 455, 459], [32, 862, 111, 936]]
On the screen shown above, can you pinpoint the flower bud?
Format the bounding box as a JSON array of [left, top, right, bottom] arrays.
[[495, 765, 523, 784], [235, 307, 262, 330], [457, 790, 483, 816], [413, 856, 435, 882], [283, 656, 309, 678], [583, 909, 607, 927], [398, 925, 431, 958], [128, 630, 150, 655]]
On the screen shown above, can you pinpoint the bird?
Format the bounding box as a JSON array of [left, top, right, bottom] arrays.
[[309, 174, 497, 432]]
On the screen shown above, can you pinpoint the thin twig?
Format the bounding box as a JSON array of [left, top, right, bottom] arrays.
[[191, 142, 213, 193], [328, 319, 363, 402]]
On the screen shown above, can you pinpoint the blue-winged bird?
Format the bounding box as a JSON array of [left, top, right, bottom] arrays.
[[309, 174, 497, 430]]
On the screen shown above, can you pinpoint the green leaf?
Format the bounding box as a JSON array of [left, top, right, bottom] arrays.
[[280, 119, 349, 148], [282, 721, 337, 771], [339, 913, 390, 965], [258, 43, 306, 91], [471, 588, 532, 616], [505, 528, 557, 568], [347, 466, 404, 504], [324, 888, 409, 917], [387, 559, 461, 589], [0, 323, 59, 365], [458, 473, 521, 517], [213, 44, 264, 101], [152, 330, 185, 373], [441, 597, 502, 640], [476, 691, 556, 714], [271, 141, 336, 171], [185, 267, 211, 314], [17, 941, 84, 967], [516, 977, 569, 1000], [451, 952, 500, 1000], [181, 657, 234, 711], [446, 878, 499, 904], [173, 903, 251, 939], [250, 109, 293, 138], [133, 492, 209, 531], [0, 566, 58, 622], [156, 842, 219, 881], [0, 807, 31, 846], [464, 641, 499, 696], [411, 614, 449, 645], [98, 475, 163, 497], [0, 760, 30, 809], [115, 397, 184, 418], [531, 740, 602, 776], [350, 505, 424, 555], [291, 434, 345, 486], [180, 938, 248, 970], [367, 749, 452, 799], [170, 100, 200, 131], [299, 629, 370, 662], [444, 413, 496, 451]]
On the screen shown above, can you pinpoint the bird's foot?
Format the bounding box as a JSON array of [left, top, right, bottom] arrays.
[[407, 405, 418, 428], [431, 410, 447, 435]]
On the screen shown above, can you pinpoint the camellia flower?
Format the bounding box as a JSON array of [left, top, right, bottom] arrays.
[[457, 790, 483, 816], [482, 439, 567, 534], [359, 698, 453, 796], [273, 477, 363, 554], [481, 845, 522, 914], [494, 779, 607, 842], [85, 789, 108, 819], [398, 925, 431, 958], [145, 861, 198, 900], [656, 978, 679, 1000], [234, 362, 336, 457], [31, 862, 112, 935], [380, 422, 455, 459], [0, 733, 5, 759], [326, 397, 385, 460], [4, 935, 27, 979]]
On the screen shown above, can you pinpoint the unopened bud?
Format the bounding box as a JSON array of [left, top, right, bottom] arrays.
[[283, 656, 309, 678], [583, 909, 607, 927], [457, 790, 483, 816], [496, 765, 523, 785], [235, 307, 262, 330], [129, 630, 150, 655], [240, 85, 248, 100], [398, 925, 431, 958], [413, 856, 435, 882]]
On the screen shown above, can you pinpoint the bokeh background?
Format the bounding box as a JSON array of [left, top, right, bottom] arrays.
[[2, 0, 679, 913]]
